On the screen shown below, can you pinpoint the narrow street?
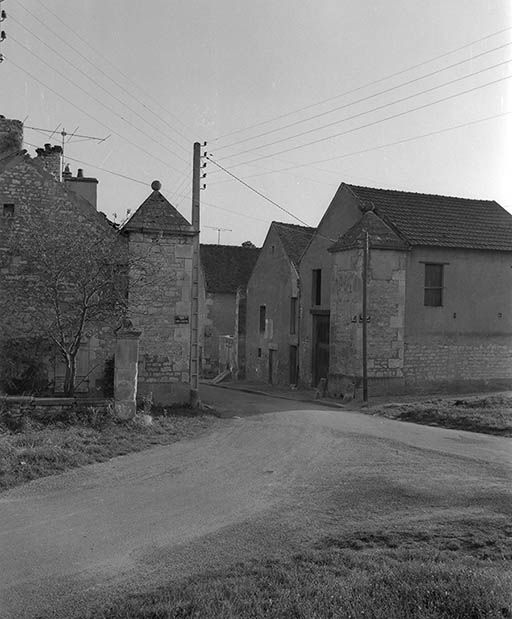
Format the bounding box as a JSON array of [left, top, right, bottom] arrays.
[[0, 387, 510, 618]]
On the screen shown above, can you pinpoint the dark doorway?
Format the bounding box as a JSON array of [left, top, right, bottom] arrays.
[[289, 345, 298, 385], [312, 313, 330, 386], [268, 349, 275, 384]]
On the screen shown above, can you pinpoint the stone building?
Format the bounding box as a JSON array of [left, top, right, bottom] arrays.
[[246, 221, 314, 385], [298, 184, 363, 387], [199, 243, 259, 378], [0, 116, 197, 401], [122, 184, 196, 402], [328, 185, 512, 395], [0, 117, 122, 394]]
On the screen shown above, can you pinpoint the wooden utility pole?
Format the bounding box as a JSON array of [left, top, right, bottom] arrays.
[[189, 142, 201, 408], [362, 230, 369, 403]]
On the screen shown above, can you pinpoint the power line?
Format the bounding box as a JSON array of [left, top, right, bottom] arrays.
[[206, 156, 333, 241], [6, 55, 188, 176], [36, 0, 196, 142], [220, 57, 512, 162], [218, 71, 512, 169], [23, 140, 150, 186], [10, 0, 193, 149], [211, 25, 512, 143], [9, 24, 189, 162], [208, 110, 512, 185], [215, 41, 512, 153]]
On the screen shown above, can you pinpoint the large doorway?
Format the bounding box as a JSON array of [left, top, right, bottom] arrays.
[[268, 349, 275, 385], [312, 313, 330, 387], [289, 345, 298, 385]]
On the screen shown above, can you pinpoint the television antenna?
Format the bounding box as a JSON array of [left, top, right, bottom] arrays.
[[204, 225, 232, 244]]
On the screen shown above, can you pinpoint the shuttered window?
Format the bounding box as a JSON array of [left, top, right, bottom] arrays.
[[424, 263, 444, 306]]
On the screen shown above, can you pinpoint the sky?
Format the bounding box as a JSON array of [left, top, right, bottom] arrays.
[[1, 0, 511, 246]]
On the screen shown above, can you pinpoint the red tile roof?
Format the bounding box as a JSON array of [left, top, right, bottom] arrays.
[[346, 184, 512, 251], [200, 244, 260, 293]]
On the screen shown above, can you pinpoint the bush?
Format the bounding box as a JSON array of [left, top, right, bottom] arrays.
[[0, 338, 50, 395]]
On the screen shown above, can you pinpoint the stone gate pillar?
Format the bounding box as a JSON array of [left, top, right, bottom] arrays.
[[114, 322, 141, 419]]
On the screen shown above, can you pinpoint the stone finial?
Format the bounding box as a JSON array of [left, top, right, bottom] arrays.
[[151, 180, 161, 191]]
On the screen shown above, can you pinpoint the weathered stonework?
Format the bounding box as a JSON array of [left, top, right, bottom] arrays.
[[329, 247, 406, 395]]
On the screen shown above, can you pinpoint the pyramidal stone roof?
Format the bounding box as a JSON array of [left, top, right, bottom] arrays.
[[329, 210, 409, 252], [123, 186, 192, 233], [273, 221, 316, 266], [344, 184, 512, 251], [200, 244, 260, 293]]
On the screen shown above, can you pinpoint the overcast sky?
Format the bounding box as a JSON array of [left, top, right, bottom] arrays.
[[2, 0, 511, 246]]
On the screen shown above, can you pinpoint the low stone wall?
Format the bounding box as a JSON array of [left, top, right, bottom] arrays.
[[0, 396, 111, 420]]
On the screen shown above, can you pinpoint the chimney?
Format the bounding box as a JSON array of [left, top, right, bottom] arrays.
[[0, 116, 23, 155], [35, 143, 63, 182], [63, 165, 98, 210]]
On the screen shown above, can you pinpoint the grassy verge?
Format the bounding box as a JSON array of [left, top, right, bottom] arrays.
[[90, 517, 512, 618], [0, 406, 217, 492], [369, 394, 512, 436]]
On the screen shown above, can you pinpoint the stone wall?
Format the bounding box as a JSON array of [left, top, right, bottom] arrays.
[[0, 136, 123, 394], [246, 226, 298, 385], [403, 336, 512, 393], [127, 231, 193, 391], [329, 247, 407, 396]]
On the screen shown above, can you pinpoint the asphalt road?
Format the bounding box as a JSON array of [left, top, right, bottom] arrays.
[[0, 386, 510, 618]]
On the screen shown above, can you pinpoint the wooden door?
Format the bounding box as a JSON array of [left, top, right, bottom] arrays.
[[312, 314, 330, 387], [289, 345, 298, 385]]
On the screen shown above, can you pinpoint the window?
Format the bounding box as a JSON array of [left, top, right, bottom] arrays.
[[257, 347, 262, 358], [259, 305, 266, 334], [3, 203, 14, 217], [424, 263, 444, 306], [312, 269, 322, 306], [290, 297, 297, 334]]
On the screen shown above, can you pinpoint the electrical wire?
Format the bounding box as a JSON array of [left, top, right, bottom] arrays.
[[9, 23, 189, 161], [10, 0, 193, 148], [215, 41, 512, 153], [211, 25, 512, 143], [206, 156, 334, 242], [36, 0, 196, 142], [23, 140, 150, 186], [6, 55, 188, 176], [207, 110, 512, 185], [217, 71, 512, 169]]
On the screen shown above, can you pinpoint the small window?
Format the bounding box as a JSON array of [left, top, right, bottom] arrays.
[[290, 297, 297, 334], [271, 245, 275, 254], [312, 269, 322, 306], [257, 347, 262, 358], [3, 203, 14, 217], [424, 263, 444, 306], [259, 305, 266, 334]]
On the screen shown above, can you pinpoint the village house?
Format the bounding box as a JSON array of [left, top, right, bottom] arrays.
[[199, 243, 259, 378], [299, 183, 364, 388], [246, 221, 314, 385], [328, 185, 512, 396], [0, 116, 197, 402], [0, 116, 122, 394]]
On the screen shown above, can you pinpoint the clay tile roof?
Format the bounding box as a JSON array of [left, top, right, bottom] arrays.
[[346, 184, 512, 251], [122, 190, 191, 232], [329, 210, 409, 252], [200, 244, 260, 293], [273, 221, 316, 266]]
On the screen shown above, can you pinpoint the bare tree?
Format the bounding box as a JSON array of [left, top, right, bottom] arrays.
[[1, 210, 127, 395]]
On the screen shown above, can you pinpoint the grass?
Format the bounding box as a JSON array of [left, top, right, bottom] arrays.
[[370, 394, 512, 436], [89, 517, 512, 618], [0, 405, 217, 492]]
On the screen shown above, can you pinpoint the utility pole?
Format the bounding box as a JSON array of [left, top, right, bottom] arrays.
[[189, 142, 202, 408], [362, 230, 369, 403]]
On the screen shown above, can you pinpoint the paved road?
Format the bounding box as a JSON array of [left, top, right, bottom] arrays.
[[0, 387, 510, 618]]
